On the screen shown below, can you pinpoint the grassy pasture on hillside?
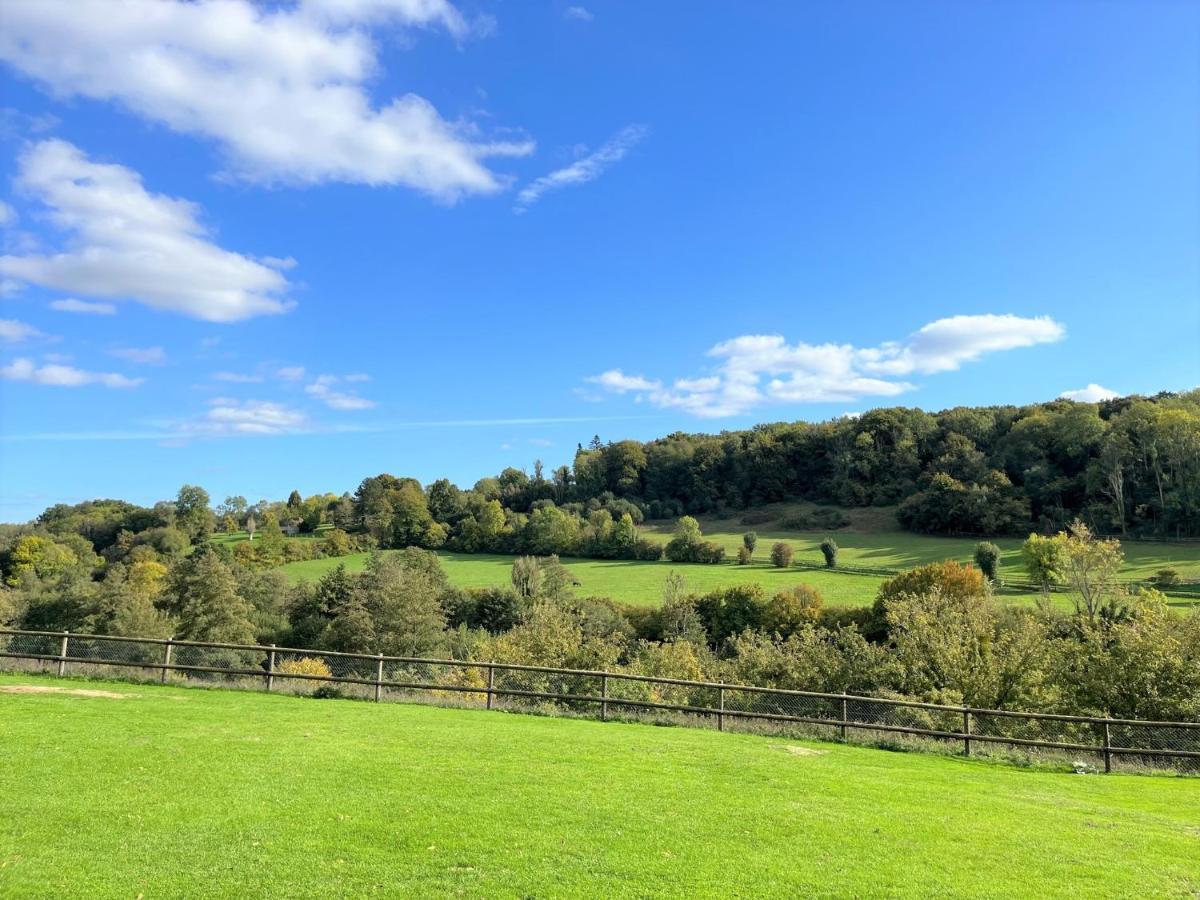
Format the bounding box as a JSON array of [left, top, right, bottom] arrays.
[[643, 506, 1200, 581], [282, 551, 895, 606], [2, 674, 1198, 899]]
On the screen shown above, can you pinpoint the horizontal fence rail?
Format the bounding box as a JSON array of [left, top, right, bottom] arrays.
[[2, 629, 1198, 774]]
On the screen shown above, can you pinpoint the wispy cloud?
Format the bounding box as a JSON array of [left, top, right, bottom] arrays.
[[212, 371, 264, 384], [1, 356, 142, 388], [586, 314, 1066, 418], [183, 398, 308, 436], [50, 297, 116, 315], [564, 6, 594, 22], [515, 124, 647, 212], [0, 318, 43, 342], [305, 374, 376, 410], [110, 346, 166, 365]]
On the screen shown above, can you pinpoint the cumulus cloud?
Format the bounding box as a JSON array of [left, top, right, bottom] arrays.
[[0, 140, 293, 322], [0, 318, 43, 342], [110, 346, 167, 365], [0, 0, 530, 198], [184, 398, 308, 435], [586, 314, 1066, 418], [306, 374, 376, 409], [1060, 383, 1119, 403], [50, 298, 117, 315], [515, 124, 647, 212], [1, 356, 141, 388]]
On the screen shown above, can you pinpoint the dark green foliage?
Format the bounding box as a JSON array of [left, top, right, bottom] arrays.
[[974, 542, 1001, 581], [778, 508, 850, 531], [820, 538, 839, 568]]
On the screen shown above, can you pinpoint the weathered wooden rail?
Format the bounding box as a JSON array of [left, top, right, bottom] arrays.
[[2, 628, 1198, 773]]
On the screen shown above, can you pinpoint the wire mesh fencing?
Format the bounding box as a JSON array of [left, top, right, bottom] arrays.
[[1, 628, 1197, 774]]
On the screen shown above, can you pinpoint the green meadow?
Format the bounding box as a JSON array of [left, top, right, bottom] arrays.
[[3, 673, 1197, 899], [273, 507, 1200, 608]]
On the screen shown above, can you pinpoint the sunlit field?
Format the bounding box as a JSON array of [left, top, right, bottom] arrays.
[[3, 674, 1198, 898]]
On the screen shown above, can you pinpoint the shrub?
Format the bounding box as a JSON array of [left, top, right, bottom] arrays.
[[736, 545, 753, 566], [664, 517, 724, 564], [779, 508, 851, 531], [761, 584, 824, 637], [820, 538, 838, 568], [631, 538, 664, 561], [974, 542, 1001, 581], [742, 531, 758, 554], [739, 510, 774, 526], [1151, 568, 1181, 588], [770, 542, 793, 568], [277, 656, 333, 678]]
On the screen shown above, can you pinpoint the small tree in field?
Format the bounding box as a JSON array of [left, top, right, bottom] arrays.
[[742, 531, 758, 557], [736, 545, 753, 565], [820, 538, 838, 568], [511, 555, 544, 599], [974, 542, 1001, 582], [245, 513, 257, 542], [771, 542, 793, 568]]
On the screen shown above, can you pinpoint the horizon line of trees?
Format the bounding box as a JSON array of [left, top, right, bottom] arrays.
[[2, 521, 1197, 724]]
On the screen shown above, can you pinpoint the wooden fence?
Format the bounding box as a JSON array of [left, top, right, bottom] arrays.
[[2, 628, 1198, 774]]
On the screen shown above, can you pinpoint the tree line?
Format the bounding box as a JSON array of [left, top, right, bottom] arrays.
[[2, 519, 1196, 723]]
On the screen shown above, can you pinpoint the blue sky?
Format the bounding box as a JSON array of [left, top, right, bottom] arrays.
[[1, 0, 1198, 521]]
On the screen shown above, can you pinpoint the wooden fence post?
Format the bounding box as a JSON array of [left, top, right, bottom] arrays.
[[485, 663, 494, 710], [161, 637, 173, 684], [375, 654, 384, 703], [963, 708, 972, 757], [840, 693, 849, 741], [600, 673, 608, 721], [266, 644, 276, 692], [57, 630, 69, 677], [1103, 721, 1112, 773], [718, 686, 725, 732]]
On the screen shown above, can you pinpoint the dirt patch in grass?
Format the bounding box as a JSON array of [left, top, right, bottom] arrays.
[[773, 744, 827, 758], [0, 684, 131, 700]]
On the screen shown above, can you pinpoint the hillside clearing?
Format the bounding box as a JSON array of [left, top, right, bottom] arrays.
[[2, 673, 1198, 898]]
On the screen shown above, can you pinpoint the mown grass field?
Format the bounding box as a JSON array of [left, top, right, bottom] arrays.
[[644, 505, 1200, 581], [2, 673, 1198, 898], [256, 503, 1200, 608], [282, 551, 895, 607]]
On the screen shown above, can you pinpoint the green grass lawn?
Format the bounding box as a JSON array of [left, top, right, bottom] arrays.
[[645, 506, 1200, 581], [2, 673, 1197, 898], [282, 551, 894, 606], [268, 506, 1200, 609]]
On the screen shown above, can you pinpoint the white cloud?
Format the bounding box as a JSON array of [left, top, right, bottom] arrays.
[[306, 373, 376, 409], [564, 6, 594, 22], [586, 314, 1066, 418], [0, 200, 16, 227], [213, 371, 264, 383], [0, 318, 42, 342], [110, 346, 167, 365], [586, 369, 662, 393], [0, 0, 530, 198], [186, 398, 308, 435], [276, 366, 307, 381], [515, 124, 647, 211], [0, 140, 293, 322], [50, 297, 117, 315], [1, 356, 141, 388], [1060, 383, 1119, 403]]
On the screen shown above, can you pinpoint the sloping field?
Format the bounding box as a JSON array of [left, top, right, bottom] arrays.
[[281, 551, 894, 606], [2, 674, 1198, 898]]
